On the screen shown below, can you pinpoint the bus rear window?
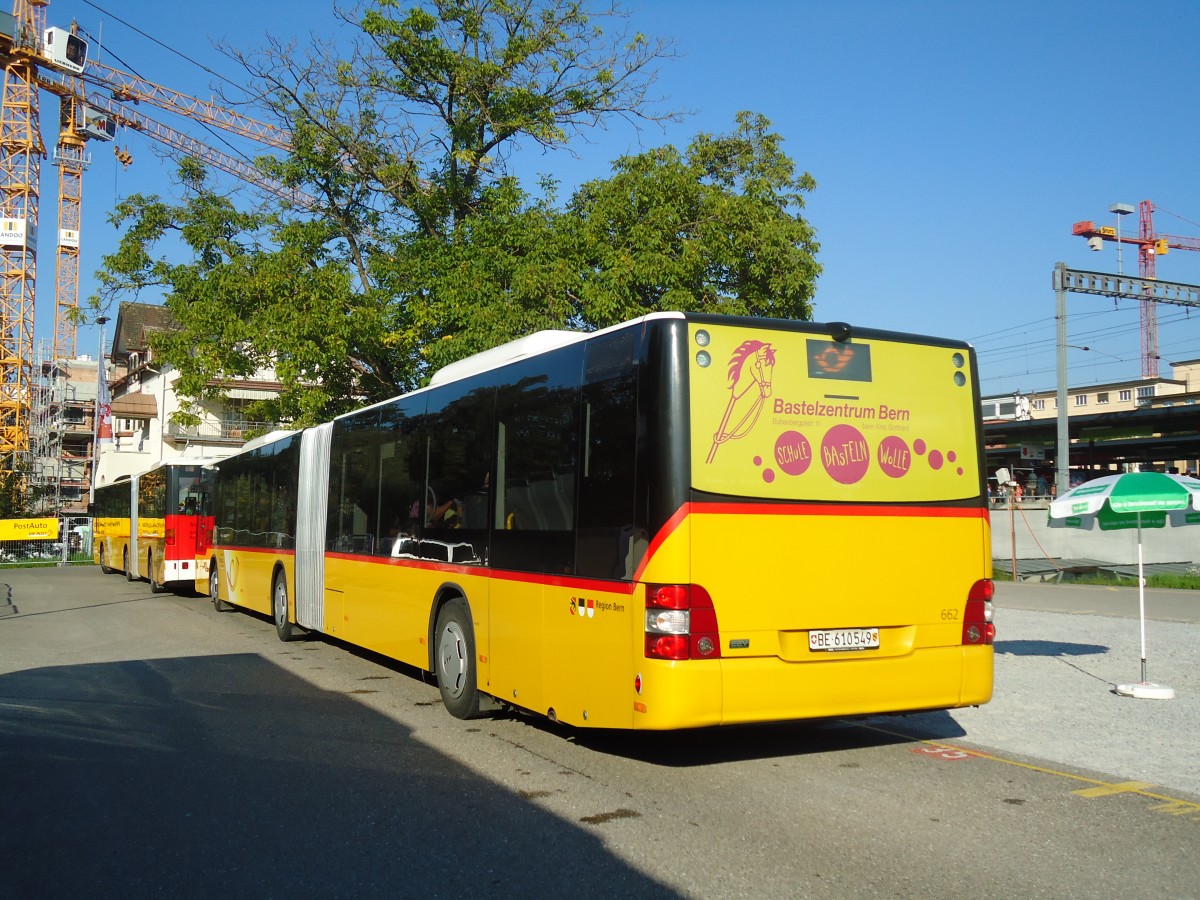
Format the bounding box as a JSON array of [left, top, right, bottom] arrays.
[[689, 323, 980, 503]]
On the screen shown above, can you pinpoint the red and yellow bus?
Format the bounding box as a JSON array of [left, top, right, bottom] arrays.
[[94, 460, 211, 592], [206, 313, 994, 729]]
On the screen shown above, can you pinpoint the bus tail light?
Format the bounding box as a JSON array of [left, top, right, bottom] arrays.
[[644, 583, 721, 660], [962, 578, 995, 645], [165, 528, 176, 546]]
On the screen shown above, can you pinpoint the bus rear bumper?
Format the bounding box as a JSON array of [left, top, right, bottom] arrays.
[[163, 558, 195, 585], [632, 646, 993, 730]]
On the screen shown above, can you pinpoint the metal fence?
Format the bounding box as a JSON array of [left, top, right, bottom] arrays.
[[0, 516, 93, 567]]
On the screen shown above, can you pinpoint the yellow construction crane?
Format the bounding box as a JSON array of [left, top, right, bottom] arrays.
[[86, 59, 291, 150], [0, 0, 58, 471], [0, 0, 306, 488]]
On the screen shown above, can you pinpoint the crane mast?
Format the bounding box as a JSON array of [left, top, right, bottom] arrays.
[[0, 0, 46, 469], [52, 64, 84, 363]]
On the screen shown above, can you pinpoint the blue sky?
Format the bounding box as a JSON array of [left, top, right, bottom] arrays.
[[47, 0, 1200, 398]]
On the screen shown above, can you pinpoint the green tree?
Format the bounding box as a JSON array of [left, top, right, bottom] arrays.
[[570, 111, 820, 324], [238, 0, 678, 234], [0, 467, 27, 518], [94, 163, 380, 425], [93, 2, 820, 423]]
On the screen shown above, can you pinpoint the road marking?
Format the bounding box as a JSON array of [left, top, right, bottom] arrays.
[[1149, 800, 1200, 817], [866, 724, 1200, 822], [911, 745, 978, 761], [1073, 781, 1156, 797]]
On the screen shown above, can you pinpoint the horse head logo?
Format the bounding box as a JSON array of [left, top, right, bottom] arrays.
[[707, 340, 776, 464]]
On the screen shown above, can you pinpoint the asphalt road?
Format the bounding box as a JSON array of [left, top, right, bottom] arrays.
[[1, 568, 1197, 899]]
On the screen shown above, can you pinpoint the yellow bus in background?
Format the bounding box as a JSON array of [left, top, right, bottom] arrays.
[[206, 312, 994, 729], [93, 477, 132, 577]]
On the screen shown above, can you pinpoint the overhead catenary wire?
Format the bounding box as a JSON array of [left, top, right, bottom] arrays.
[[975, 306, 1200, 393]]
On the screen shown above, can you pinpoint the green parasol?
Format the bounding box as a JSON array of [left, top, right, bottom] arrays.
[[1048, 472, 1200, 699]]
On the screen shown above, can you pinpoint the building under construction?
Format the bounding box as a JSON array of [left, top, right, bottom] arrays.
[[28, 340, 98, 515]]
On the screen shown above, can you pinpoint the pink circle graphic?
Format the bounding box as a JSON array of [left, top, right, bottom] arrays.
[[762, 468, 776, 484], [877, 435, 912, 479], [774, 431, 813, 477], [928, 449, 944, 470], [753, 456, 763, 467], [821, 424, 870, 485], [913, 438, 927, 456], [947, 450, 957, 463]]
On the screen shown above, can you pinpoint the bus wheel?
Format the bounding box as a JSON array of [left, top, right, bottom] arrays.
[[99, 547, 112, 575], [210, 564, 231, 612], [435, 598, 481, 719], [124, 549, 135, 582], [149, 552, 167, 593], [273, 573, 298, 642]]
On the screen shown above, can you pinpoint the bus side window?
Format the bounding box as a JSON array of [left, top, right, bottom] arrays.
[[327, 411, 382, 555], [489, 358, 579, 575], [423, 385, 492, 565], [576, 330, 642, 580]]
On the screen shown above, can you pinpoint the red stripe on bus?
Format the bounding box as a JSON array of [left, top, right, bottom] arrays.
[[487, 568, 637, 595], [690, 501, 989, 519], [321, 550, 638, 595], [631, 504, 691, 583]]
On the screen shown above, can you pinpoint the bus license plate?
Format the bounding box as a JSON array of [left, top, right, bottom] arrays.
[[809, 628, 880, 652]]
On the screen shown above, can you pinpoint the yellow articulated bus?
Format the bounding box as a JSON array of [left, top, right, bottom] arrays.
[[206, 312, 994, 729]]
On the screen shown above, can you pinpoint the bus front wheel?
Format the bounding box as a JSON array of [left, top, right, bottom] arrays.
[[435, 598, 481, 720], [273, 573, 298, 642], [124, 549, 135, 582], [99, 546, 112, 575]]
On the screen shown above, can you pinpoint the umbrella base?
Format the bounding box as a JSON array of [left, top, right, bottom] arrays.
[[1115, 682, 1176, 700]]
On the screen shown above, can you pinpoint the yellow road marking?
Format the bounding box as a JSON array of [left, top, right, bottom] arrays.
[[1150, 801, 1200, 817], [1073, 781, 1156, 797], [864, 724, 1200, 817]]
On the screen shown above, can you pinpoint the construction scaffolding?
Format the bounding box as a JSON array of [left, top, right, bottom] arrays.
[[28, 337, 98, 514]]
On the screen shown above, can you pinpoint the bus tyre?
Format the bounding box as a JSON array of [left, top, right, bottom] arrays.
[[124, 549, 135, 582], [435, 598, 481, 720], [210, 564, 231, 612], [273, 573, 298, 642], [149, 552, 167, 593], [99, 547, 112, 575]]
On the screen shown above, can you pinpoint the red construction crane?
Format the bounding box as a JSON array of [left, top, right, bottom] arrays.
[[1071, 201, 1200, 378]]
